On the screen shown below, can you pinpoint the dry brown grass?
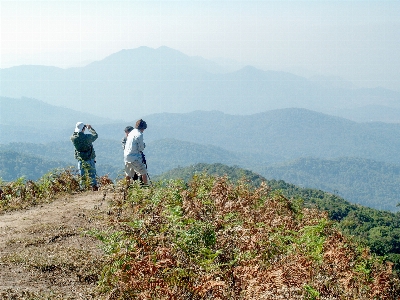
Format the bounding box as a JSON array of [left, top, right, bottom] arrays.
[[0, 168, 113, 213]]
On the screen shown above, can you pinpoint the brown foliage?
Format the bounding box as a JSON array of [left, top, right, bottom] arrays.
[[100, 176, 400, 299], [0, 168, 111, 213]]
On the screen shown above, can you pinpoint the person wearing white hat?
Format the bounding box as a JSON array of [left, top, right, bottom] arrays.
[[70, 122, 99, 191]]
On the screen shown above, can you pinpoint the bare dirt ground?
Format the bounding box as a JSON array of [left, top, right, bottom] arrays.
[[0, 191, 112, 299]]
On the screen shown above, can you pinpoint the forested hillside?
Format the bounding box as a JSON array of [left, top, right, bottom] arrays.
[[0, 150, 66, 181], [3, 139, 400, 211], [267, 179, 400, 271], [154, 162, 267, 186], [0, 142, 122, 181]]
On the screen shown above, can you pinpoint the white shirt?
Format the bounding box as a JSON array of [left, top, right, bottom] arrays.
[[124, 128, 145, 162]]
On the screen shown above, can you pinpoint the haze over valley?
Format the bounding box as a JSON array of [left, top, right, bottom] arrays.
[[2, 46, 400, 123], [2, 96, 400, 211], [1, 1, 400, 212]]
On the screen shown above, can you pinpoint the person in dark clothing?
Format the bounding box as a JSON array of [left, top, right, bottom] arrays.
[[70, 122, 99, 191], [121, 126, 134, 150]]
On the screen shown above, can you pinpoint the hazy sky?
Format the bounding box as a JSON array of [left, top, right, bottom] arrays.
[[1, 0, 399, 91]]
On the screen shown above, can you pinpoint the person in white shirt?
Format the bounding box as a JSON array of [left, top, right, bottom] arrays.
[[124, 119, 148, 185]]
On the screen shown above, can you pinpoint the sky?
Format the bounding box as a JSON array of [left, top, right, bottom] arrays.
[[1, 0, 399, 91]]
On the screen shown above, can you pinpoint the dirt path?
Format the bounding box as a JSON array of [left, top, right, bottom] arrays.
[[0, 191, 112, 299]]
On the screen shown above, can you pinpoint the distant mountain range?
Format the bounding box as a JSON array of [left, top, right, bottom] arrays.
[[259, 157, 400, 211], [4, 100, 400, 165], [1, 46, 400, 122], [2, 138, 400, 211], [0, 97, 118, 143], [138, 109, 400, 165], [3, 97, 400, 211]]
